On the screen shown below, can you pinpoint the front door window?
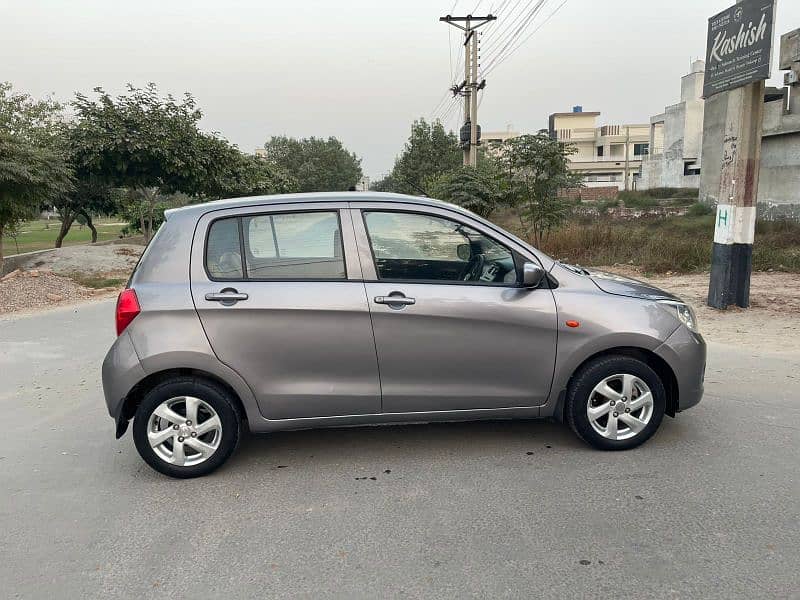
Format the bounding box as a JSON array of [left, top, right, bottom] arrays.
[[363, 211, 517, 285]]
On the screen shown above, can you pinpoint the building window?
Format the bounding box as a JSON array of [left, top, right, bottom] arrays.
[[683, 161, 701, 176], [596, 146, 604, 157], [634, 143, 650, 156]]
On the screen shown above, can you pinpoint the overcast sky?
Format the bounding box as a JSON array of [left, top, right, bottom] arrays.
[[3, 0, 799, 179]]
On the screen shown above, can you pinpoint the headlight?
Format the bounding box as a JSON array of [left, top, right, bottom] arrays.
[[658, 300, 699, 333]]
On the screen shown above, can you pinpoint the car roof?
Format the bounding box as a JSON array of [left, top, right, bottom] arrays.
[[164, 192, 463, 221]]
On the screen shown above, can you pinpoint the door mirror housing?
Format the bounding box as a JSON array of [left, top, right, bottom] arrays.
[[521, 262, 546, 288], [456, 243, 472, 261]]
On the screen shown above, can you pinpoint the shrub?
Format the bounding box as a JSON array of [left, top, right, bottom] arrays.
[[686, 202, 714, 217]]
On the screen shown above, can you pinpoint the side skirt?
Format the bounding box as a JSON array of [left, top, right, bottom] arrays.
[[247, 405, 543, 434]]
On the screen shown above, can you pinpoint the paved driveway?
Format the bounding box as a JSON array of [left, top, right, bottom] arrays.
[[1, 300, 798, 599]]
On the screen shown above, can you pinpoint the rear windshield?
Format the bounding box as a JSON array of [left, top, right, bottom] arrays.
[[126, 223, 164, 287]]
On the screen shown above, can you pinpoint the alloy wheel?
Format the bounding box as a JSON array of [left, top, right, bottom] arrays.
[[586, 374, 654, 441], [146, 396, 222, 466]]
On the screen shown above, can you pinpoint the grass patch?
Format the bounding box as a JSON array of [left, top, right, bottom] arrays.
[[69, 274, 127, 289], [2, 218, 127, 255], [496, 211, 800, 274], [616, 192, 661, 209]]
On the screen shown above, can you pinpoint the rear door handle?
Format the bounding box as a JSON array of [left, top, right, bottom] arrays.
[[205, 290, 249, 305], [374, 295, 415, 306]]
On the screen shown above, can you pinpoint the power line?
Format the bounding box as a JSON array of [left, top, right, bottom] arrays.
[[482, 0, 568, 77], [479, 0, 530, 56], [480, 0, 548, 76], [481, 0, 547, 65]]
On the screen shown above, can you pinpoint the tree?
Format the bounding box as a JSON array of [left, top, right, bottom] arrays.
[[492, 133, 581, 245], [0, 82, 71, 269], [384, 118, 462, 195], [262, 136, 362, 192], [198, 136, 297, 199], [427, 161, 501, 218], [70, 84, 234, 241], [53, 177, 120, 247]]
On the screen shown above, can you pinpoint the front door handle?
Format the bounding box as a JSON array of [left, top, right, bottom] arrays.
[[375, 294, 415, 307], [205, 289, 249, 305]]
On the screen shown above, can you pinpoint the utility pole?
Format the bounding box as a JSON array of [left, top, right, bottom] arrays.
[[440, 13, 496, 167], [704, 0, 777, 309], [707, 80, 765, 309], [623, 126, 630, 191]]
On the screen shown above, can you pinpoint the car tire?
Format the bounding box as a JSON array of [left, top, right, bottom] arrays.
[[566, 355, 666, 451], [132, 377, 241, 478]]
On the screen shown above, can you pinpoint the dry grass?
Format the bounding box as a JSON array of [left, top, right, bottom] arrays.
[[494, 211, 800, 274]]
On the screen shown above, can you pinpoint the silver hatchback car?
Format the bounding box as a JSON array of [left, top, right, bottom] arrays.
[[102, 192, 705, 478]]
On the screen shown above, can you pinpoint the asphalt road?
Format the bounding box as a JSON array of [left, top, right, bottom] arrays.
[[1, 300, 798, 599]]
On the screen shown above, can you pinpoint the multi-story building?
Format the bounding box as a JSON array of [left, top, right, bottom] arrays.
[[640, 60, 706, 190], [547, 108, 650, 190]]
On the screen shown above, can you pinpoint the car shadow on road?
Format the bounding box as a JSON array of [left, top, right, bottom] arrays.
[[218, 416, 694, 475]]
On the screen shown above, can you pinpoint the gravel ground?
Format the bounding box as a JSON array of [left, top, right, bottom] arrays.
[[0, 271, 93, 314], [11, 244, 143, 276]]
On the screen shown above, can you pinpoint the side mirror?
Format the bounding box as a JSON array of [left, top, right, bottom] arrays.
[[521, 262, 546, 288], [456, 243, 472, 261]]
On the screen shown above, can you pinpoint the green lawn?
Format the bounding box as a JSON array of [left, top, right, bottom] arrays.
[[2, 218, 127, 256]]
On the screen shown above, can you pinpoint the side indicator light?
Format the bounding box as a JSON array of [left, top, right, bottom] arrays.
[[566, 320, 580, 328]]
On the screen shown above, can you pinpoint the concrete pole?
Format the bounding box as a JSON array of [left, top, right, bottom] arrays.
[[623, 126, 630, 191], [463, 27, 471, 167], [707, 79, 765, 309], [469, 30, 479, 167]]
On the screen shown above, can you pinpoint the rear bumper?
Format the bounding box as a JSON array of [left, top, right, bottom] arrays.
[[655, 326, 706, 412], [101, 331, 145, 424]]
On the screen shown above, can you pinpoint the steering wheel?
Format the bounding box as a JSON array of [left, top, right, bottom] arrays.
[[462, 253, 485, 281]]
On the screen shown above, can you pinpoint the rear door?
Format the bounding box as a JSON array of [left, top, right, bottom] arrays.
[[353, 203, 558, 414], [190, 202, 380, 420]]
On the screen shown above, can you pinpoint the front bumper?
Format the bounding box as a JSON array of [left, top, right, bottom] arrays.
[[101, 331, 146, 427], [654, 325, 706, 412]]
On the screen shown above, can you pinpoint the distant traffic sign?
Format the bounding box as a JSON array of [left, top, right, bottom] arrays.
[[703, 0, 777, 98]]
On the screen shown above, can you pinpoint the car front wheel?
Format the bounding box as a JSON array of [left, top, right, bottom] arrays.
[[566, 355, 666, 451], [132, 377, 241, 478]]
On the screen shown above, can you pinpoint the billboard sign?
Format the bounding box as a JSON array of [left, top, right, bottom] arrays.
[[703, 0, 777, 98]]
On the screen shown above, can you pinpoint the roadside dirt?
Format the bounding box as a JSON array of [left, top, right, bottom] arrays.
[[0, 245, 143, 315], [11, 244, 144, 276], [604, 267, 800, 353], [0, 270, 117, 314]]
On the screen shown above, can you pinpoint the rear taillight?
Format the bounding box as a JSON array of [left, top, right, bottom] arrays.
[[115, 289, 141, 336]]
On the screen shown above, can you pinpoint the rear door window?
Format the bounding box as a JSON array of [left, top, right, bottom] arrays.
[[206, 218, 244, 280], [243, 211, 345, 279], [205, 211, 346, 281]]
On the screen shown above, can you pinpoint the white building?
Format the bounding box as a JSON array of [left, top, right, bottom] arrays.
[[640, 60, 706, 190], [355, 176, 371, 191], [548, 108, 650, 190]]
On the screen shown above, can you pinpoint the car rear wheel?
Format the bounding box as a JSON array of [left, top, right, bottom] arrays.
[[566, 355, 666, 451], [132, 377, 241, 478]]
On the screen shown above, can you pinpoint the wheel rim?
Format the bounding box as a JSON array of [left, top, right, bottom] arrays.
[[146, 396, 222, 467], [586, 374, 654, 441]]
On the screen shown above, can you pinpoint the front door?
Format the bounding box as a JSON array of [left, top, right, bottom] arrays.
[[190, 203, 380, 420], [356, 207, 557, 414]]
